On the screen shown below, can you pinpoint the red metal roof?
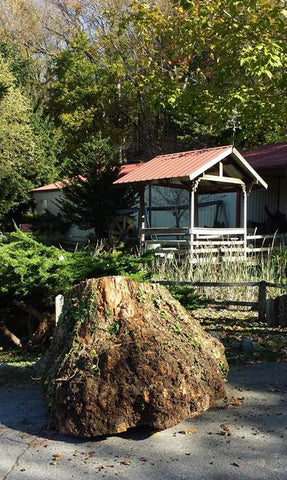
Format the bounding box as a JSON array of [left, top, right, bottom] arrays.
[[243, 143, 287, 170], [31, 181, 65, 192], [117, 163, 142, 179], [114, 146, 233, 184], [31, 164, 141, 193]]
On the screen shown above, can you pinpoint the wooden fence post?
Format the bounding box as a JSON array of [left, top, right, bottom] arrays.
[[55, 294, 64, 324], [258, 280, 266, 323]]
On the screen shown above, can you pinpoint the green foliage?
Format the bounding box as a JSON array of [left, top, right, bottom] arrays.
[[32, 210, 71, 238], [0, 41, 37, 93], [0, 231, 152, 312], [0, 54, 58, 225], [48, 32, 105, 157], [176, 0, 287, 145], [0, 0, 286, 169], [59, 136, 135, 238], [168, 285, 207, 310], [109, 320, 121, 336], [29, 104, 62, 179], [60, 288, 98, 333]]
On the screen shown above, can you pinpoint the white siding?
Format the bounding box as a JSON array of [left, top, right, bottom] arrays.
[[248, 176, 284, 223], [33, 190, 63, 216]]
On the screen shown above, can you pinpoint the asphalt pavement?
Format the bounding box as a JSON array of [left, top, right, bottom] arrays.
[[0, 362, 287, 480]]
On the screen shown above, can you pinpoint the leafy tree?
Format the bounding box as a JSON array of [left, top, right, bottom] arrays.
[[0, 41, 37, 93], [48, 32, 102, 159], [0, 41, 63, 182], [0, 55, 57, 226], [48, 0, 287, 162], [1, 0, 286, 170], [0, 0, 75, 58], [175, 0, 287, 145], [47, 8, 194, 160], [59, 136, 135, 239]]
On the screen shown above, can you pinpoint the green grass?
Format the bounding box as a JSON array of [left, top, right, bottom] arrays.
[[0, 350, 39, 367]]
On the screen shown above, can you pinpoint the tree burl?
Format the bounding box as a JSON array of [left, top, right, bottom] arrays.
[[42, 276, 228, 437]]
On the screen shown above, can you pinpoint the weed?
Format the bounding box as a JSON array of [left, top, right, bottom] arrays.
[[91, 362, 100, 377], [149, 246, 287, 304], [153, 298, 162, 309], [109, 320, 121, 336], [136, 287, 146, 303], [171, 323, 182, 335], [219, 360, 228, 377], [105, 308, 113, 320], [135, 342, 142, 355]]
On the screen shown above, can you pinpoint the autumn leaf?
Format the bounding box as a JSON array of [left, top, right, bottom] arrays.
[[178, 428, 198, 435], [121, 459, 132, 466]]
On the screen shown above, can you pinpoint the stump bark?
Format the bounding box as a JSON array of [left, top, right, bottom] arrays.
[[42, 276, 228, 437]]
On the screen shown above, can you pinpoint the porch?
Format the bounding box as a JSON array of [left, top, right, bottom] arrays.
[[141, 226, 285, 261], [114, 145, 268, 259]]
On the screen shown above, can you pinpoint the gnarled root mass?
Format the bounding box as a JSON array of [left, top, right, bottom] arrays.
[[42, 276, 228, 438]]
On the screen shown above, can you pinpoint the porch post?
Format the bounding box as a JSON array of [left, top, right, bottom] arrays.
[[242, 185, 247, 256], [139, 185, 145, 251], [189, 180, 199, 260], [189, 189, 194, 258]]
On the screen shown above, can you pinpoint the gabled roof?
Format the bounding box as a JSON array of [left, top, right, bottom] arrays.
[[243, 143, 287, 170], [114, 145, 267, 188]]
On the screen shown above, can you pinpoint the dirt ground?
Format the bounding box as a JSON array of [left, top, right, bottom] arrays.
[[193, 307, 287, 365]]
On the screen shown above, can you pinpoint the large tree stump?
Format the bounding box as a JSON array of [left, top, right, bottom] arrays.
[[42, 276, 228, 437]]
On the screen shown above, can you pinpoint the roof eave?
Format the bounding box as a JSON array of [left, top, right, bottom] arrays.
[[232, 147, 268, 189]]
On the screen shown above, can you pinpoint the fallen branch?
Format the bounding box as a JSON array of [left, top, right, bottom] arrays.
[[0, 320, 22, 348]]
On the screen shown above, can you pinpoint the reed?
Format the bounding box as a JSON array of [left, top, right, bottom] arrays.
[[149, 246, 287, 302]]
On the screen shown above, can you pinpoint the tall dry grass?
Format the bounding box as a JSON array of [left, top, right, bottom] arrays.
[[148, 246, 287, 302]]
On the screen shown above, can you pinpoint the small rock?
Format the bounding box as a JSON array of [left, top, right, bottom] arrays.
[[242, 338, 254, 351], [242, 338, 261, 352], [32, 357, 46, 375], [209, 332, 220, 339]]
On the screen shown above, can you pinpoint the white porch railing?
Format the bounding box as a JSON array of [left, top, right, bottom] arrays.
[[142, 227, 287, 258]]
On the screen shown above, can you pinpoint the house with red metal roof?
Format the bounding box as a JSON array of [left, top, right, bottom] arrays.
[[31, 143, 287, 252], [31, 166, 141, 244]]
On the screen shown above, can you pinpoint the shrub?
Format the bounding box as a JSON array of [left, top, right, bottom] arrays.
[[168, 285, 207, 311], [0, 231, 152, 312]]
